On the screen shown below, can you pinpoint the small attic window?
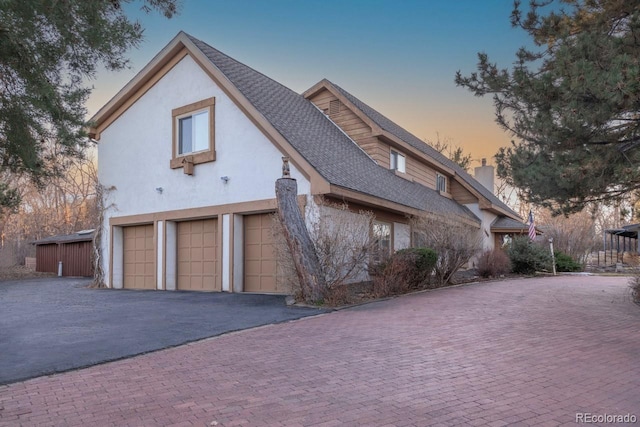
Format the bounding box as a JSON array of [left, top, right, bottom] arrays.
[[437, 173, 447, 193], [329, 99, 341, 115], [390, 151, 406, 173]]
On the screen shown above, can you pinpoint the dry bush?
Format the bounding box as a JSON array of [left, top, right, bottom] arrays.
[[536, 208, 598, 265], [410, 214, 482, 285], [372, 248, 437, 297], [270, 213, 301, 297], [622, 252, 640, 267], [310, 200, 376, 288], [629, 273, 640, 303], [321, 284, 351, 306], [477, 248, 511, 278], [271, 198, 376, 301]]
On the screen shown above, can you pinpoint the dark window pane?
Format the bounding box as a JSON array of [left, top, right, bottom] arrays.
[[179, 116, 192, 154]]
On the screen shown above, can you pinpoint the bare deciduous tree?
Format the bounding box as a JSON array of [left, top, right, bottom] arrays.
[[0, 153, 99, 266], [536, 209, 599, 264]]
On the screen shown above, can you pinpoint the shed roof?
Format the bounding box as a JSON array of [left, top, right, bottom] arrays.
[[32, 230, 95, 245]]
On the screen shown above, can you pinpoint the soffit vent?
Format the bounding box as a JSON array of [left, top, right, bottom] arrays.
[[329, 99, 341, 115]]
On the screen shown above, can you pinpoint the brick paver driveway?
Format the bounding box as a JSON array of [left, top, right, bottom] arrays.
[[1, 275, 639, 426]]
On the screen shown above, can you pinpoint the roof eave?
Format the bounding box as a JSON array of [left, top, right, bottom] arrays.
[[328, 185, 481, 228]]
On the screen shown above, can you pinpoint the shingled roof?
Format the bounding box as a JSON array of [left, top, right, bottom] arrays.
[[326, 81, 520, 219], [187, 34, 479, 223]]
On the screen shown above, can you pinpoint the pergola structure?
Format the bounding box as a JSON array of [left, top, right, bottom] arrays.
[[603, 223, 640, 264]]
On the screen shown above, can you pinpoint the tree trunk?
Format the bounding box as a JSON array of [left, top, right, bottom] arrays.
[[275, 178, 325, 303]]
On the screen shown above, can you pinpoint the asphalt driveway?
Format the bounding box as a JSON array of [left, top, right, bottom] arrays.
[[0, 278, 325, 385]]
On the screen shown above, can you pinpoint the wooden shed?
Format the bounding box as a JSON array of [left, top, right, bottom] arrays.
[[33, 230, 95, 277]]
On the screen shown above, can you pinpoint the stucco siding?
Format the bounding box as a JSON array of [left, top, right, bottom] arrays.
[[97, 54, 310, 288]]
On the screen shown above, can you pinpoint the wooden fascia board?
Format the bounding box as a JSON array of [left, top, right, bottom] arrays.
[[90, 33, 192, 138], [450, 173, 518, 220], [489, 204, 522, 220], [302, 79, 331, 100], [307, 80, 455, 176], [182, 39, 330, 194], [491, 227, 528, 233], [88, 32, 330, 195], [305, 81, 385, 136], [328, 185, 420, 216]]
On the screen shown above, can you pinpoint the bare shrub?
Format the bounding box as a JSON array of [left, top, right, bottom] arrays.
[[311, 200, 376, 288], [271, 198, 377, 301], [270, 213, 300, 297], [477, 248, 511, 278], [321, 284, 350, 306], [536, 208, 598, 265], [373, 248, 437, 297], [410, 213, 482, 285], [629, 273, 640, 303]]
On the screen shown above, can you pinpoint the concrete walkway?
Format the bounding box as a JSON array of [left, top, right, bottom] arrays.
[[1, 276, 639, 426]]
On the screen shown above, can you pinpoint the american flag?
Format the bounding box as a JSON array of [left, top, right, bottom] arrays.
[[528, 210, 536, 241]]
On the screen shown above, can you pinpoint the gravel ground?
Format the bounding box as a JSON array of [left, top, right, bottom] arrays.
[[0, 265, 55, 282]]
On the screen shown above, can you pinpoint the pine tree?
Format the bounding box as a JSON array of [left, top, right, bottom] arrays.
[[455, 0, 640, 215], [0, 0, 179, 213]]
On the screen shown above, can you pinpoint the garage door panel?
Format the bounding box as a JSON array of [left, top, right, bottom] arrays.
[[177, 219, 219, 291], [190, 247, 203, 261], [244, 213, 282, 293], [123, 224, 155, 290], [203, 247, 215, 259], [203, 231, 215, 246], [260, 276, 276, 290], [245, 244, 261, 258], [245, 228, 261, 241]]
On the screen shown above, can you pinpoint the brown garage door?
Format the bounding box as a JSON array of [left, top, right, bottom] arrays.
[[244, 213, 282, 293], [123, 224, 155, 289], [177, 218, 219, 291]]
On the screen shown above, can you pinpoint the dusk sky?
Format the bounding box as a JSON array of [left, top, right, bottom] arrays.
[[87, 0, 533, 165]]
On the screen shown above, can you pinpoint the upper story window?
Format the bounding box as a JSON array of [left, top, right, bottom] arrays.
[[178, 110, 208, 154], [390, 150, 406, 173], [170, 97, 216, 172], [436, 173, 447, 192]]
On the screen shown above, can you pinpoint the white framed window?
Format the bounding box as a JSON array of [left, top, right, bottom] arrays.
[[177, 109, 209, 155], [436, 173, 447, 192], [170, 97, 216, 170], [390, 151, 406, 173]]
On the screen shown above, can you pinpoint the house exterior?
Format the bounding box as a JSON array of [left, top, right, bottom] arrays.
[[90, 31, 522, 294]]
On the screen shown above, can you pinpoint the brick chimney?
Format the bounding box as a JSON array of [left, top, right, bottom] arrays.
[[474, 158, 495, 194]]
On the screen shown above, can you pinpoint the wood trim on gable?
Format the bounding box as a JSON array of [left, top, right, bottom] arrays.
[[303, 80, 522, 222], [90, 32, 331, 197], [89, 47, 189, 139]]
